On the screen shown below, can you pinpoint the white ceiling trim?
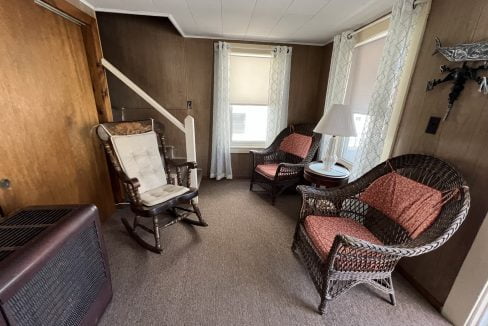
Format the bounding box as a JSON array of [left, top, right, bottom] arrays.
[[92, 6, 329, 46], [187, 31, 330, 46], [82, 0, 393, 46]]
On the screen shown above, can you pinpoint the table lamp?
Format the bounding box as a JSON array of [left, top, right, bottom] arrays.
[[314, 104, 357, 171]]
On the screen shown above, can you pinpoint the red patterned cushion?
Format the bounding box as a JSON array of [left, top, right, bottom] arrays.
[[359, 172, 443, 239], [304, 216, 382, 260], [278, 133, 312, 159], [255, 164, 279, 179]]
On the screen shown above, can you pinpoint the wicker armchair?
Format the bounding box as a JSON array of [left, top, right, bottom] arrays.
[[96, 119, 207, 253], [249, 124, 321, 205], [292, 154, 470, 315]]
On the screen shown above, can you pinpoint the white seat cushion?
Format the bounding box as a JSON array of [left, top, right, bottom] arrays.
[[140, 184, 190, 206], [111, 131, 167, 193]]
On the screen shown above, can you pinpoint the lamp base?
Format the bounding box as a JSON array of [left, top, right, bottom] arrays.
[[321, 136, 338, 171]]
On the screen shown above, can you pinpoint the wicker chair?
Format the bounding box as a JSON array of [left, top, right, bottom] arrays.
[[291, 154, 470, 315], [249, 124, 321, 205], [96, 119, 207, 253]]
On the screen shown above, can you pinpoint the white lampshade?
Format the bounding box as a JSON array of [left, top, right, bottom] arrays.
[[314, 104, 357, 137]]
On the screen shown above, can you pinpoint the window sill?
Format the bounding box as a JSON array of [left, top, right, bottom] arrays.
[[231, 147, 265, 154]]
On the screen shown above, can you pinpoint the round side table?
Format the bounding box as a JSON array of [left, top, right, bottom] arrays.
[[304, 162, 350, 188]]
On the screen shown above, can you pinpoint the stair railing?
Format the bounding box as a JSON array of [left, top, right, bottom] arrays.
[[101, 58, 198, 190]]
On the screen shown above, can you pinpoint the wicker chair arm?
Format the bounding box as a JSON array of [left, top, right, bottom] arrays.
[[297, 185, 360, 200], [332, 234, 426, 259], [297, 185, 359, 220], [250, 149, 280, 167], [249, 147, 274, 156], [323, 235, 404, 274], [275, 162, 304, 178], [278, 162, 304, 168]]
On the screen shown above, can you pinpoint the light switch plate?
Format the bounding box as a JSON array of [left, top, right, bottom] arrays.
[[426, 116, 441, 134]]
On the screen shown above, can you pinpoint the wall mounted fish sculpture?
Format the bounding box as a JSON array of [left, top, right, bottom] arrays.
[[434, 37, 488, 62], [427, 38, 488, 120]]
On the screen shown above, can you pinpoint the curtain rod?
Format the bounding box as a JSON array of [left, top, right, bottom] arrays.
[[224, 42, 274, 52], [347, 0, 428, 39], [230, 46, 273, 51], [347, 13, 391, 39], [215, 41, 293, 52]]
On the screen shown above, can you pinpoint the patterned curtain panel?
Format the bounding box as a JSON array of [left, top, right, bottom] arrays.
[[210, 41, 233, 180], [267, 46, 293, 146], [351, 0, 422, 179], [318, 31, 356, 158]]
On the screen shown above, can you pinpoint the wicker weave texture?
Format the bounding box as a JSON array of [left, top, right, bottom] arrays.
[[250, 124, 322, 204], [292, 154, 470, 315]]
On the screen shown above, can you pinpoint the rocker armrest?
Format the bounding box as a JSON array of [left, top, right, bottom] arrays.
[[165, 159, 197, 187], [166, 159, 198, 169], [116, 172, 143, 206], [123, 176, 141, 189], [115, 170, 140, 189]]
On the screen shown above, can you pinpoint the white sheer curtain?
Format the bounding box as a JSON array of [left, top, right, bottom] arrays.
[[351, 0, 422, 179], [266, 46, 292, 146], [318, 31, 356, 157], [210, 41, 232, 180]]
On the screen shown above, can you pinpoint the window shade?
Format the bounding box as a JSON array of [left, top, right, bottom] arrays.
[[345, 37, 386, 114], [229, 55, 271, 106]]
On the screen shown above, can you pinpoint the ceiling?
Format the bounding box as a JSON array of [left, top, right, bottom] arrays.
[[83, 0, 394, 45]]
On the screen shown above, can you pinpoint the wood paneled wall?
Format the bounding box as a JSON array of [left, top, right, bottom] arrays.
[[97, 13, 332, 177], [393, 0, 488, 307], [0, 0, 114, 218]]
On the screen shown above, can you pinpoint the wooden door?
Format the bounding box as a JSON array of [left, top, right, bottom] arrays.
[[0, 0, 114, 217]]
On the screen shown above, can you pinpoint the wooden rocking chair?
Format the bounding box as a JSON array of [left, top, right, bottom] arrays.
[[96, 119, 207, 253]]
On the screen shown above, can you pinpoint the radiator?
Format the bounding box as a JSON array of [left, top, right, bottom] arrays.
[[0, 205, 112, 326]]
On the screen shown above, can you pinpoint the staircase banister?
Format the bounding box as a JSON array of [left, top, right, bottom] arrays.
[[101, 58, 185, 133]]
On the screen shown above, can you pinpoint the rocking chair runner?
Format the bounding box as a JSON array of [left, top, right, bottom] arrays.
[[96, 119, 207, 253]]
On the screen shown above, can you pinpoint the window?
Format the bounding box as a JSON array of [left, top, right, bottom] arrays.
[[231, 105, 268, 146], [229, 47, 272, 149], [341, 113, 368, 163], [339, 36, 386, 166]]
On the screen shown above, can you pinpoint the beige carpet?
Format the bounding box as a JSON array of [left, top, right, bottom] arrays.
[[99, 179, 450, 326]]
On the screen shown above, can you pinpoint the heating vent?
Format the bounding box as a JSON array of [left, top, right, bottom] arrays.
[[4, 224, 107, 326], [0, 205, 112, 325], [1, 208, 71, 225], [0, 208, 71, 262], [0, 228, 45, 248]]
